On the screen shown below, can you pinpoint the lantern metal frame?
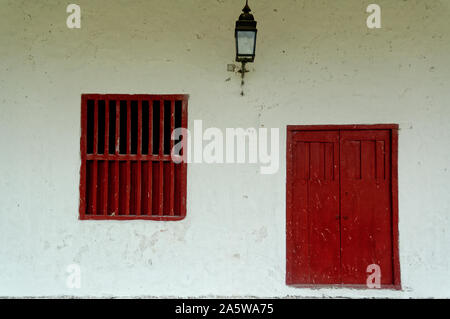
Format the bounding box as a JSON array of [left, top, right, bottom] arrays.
[[235, 0, 258, 64]]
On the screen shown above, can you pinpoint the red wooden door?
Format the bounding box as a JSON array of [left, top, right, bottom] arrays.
[[287, 130, 341, 285], [286, 125, 400, 288], [340, 130, 393, 285]]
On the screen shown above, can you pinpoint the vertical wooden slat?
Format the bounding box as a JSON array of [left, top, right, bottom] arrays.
[[136, 100, 142, 215], [147, 100, 153, 215], [391, 128, 401, 289], [148, 161, 153, 215], [114, 100, 120, 215], [285, 128, 295, 284], [91, 100, 99, 215], [362, 140, 376, 180], [102, 100, 109, 215], [159, 100, 164, 215], [88, 160, 97, 215], [158, 161, 163, 216], [136, 162, 141, 215], [359, 140, 362, 180], [343, 140, 361, 180], [91, 163, 98, 215], [376, 140, 385, 180], [307, 143, 311, 180], [320, 142, 325, 179], [324, 143, 334, 181], [125, 161, 131, 215], [169, 99, 175, 216], [79, 95, 88, 219], [126, 101, 131, 215], [335, 136, 341, 275], [297, 142, 309, 180], [180, 97, 188, 217], [310, 143, 323, 180]]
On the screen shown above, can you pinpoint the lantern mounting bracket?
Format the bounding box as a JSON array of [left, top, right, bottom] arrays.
[[238, 61, 249, 96]]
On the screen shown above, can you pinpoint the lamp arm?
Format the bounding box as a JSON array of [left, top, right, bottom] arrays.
[[239, 61, 247, 96]]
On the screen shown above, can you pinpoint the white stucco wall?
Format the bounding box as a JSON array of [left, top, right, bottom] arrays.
[[0, 0, 449, 298]]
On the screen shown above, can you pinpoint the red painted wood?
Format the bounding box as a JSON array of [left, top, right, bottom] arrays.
[[136, 161, 141, 216], [79, 94, 188, 221], [83, 94, 188, 101], [286, 125, 400, 289], [180, 98, 188, 218], [119, 161, 127, 215], [102, 100, 109, 215], [79, 95, 88, 219], [169, 99, 175, 216], [391, 129, 401, 289], [114, 101, 120, 215], [125, 101, 131, 215], [286, 126, 294, 282], [136, 100, 142, 215], [340, 130, 393, 286], [90, 100, 99, 216], [158, 100, 164, 216], [287, 131, 340, 285], [91, 160, 98, 215], [288, 124, 399, 131], [147, 100, 153, 216], [107, 162, 115, 215], [147, 162, 153, 215], [83, 215, 185, 221], [86, 154, 173, 161], [125, 160, 131, 215]]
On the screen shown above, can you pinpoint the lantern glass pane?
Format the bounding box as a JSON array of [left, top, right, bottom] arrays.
[[237, 30, 255, 55]]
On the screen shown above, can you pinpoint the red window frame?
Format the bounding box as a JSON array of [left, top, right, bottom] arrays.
[[286, 124, 400, 289], [79, 94, 188, 221]]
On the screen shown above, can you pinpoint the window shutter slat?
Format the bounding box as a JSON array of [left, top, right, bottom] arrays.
[[169, 100, 175, 216]]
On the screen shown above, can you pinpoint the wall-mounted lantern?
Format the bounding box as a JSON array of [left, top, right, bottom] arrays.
[[235, 0, 257, 94], [235, 1, 257, 64]]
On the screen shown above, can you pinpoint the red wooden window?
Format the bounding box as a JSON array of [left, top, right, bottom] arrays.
[[79, 94, 188, 220], [286, 125, 400, 289]]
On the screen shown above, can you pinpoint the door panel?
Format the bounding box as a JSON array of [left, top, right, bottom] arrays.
[[340, 130, 393, 285], [287, 126, 398, 287], [288, 131, 341, 284]]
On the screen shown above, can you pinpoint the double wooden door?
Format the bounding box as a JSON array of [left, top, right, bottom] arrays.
[[286, 125, 400, 288]]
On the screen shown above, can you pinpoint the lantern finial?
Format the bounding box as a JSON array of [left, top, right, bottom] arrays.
[[243, 1, 250, 13], [240, 0, 254, 20]]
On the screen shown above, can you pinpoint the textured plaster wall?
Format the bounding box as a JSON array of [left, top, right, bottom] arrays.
[[0, 0, 449, 297]]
